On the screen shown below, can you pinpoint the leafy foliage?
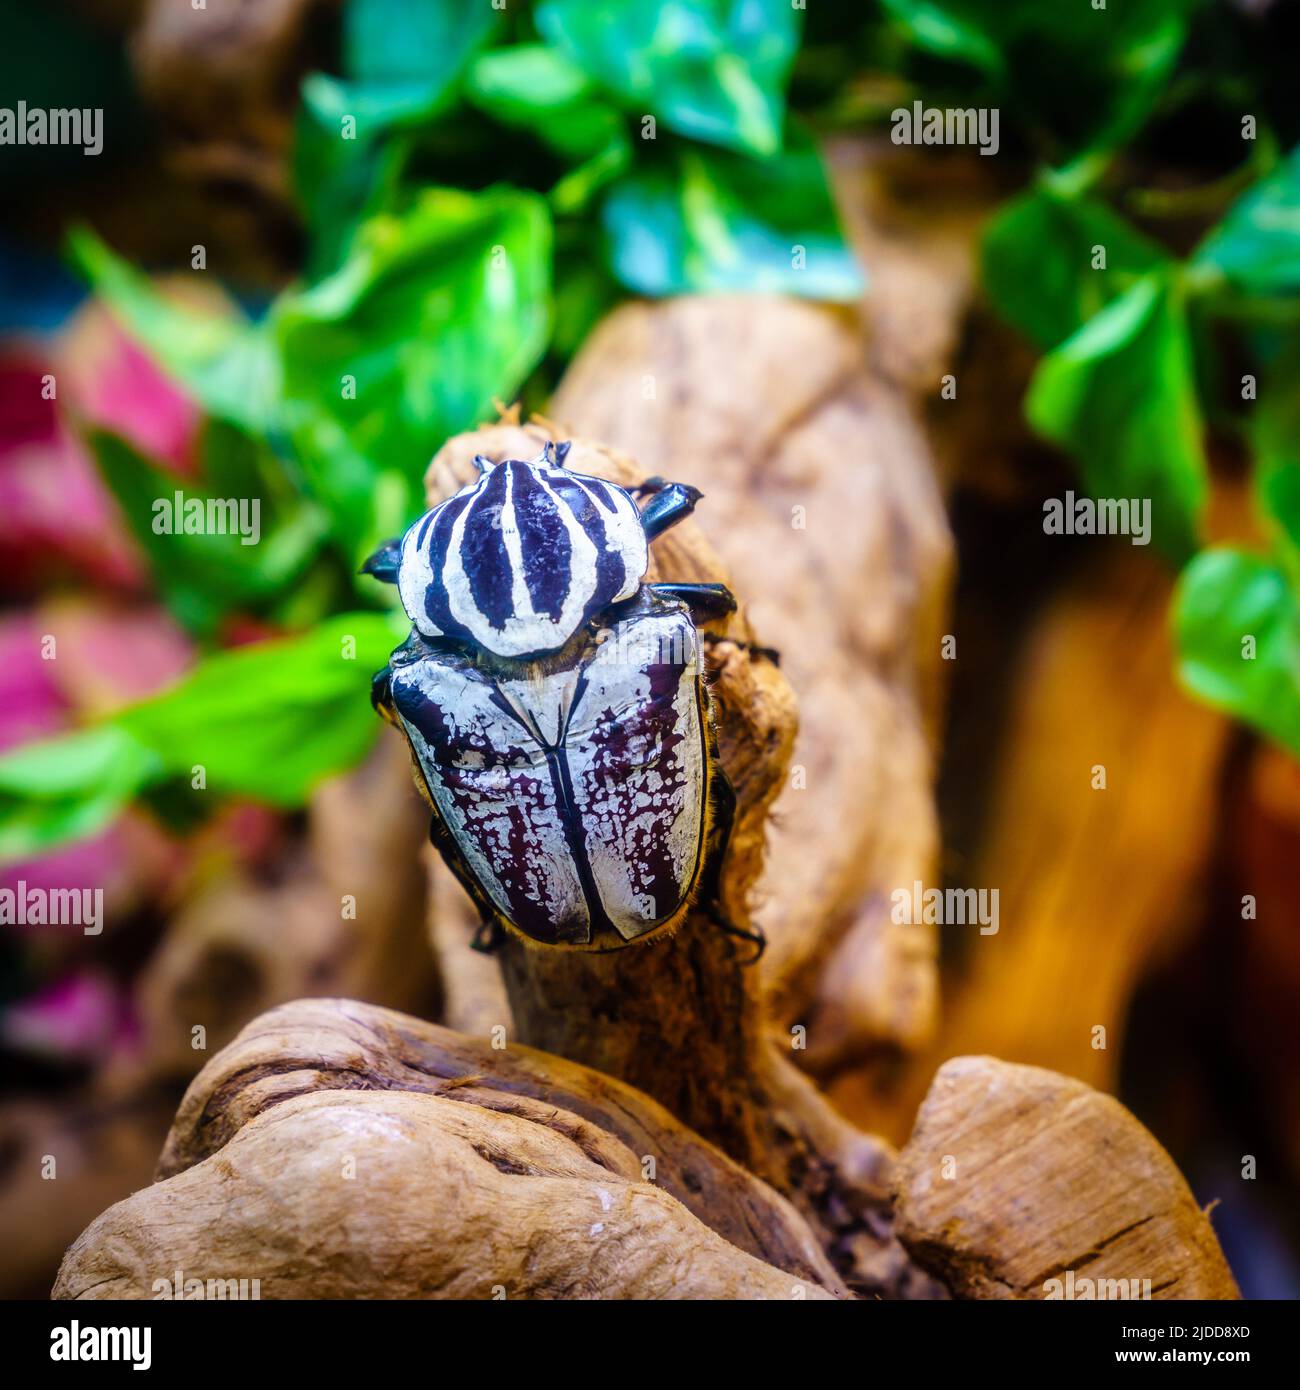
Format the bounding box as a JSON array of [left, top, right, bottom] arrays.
[[0, 614, 404, 859], [880, 0, 1202, 154], [1194, 147, 1300, 298], [536, 0, 801, 157], [604, 130, 864, 298], [982, 185, 1169, 352], [1025, 272, 1206, 561], [273, 187, 553, 556], [961, 2, 1300, 756], [1175, 549, 1300, 756]]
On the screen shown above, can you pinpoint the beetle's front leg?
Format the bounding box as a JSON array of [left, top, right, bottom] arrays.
[[370, 665, 396, 720], [359, 537, 402, 584], [650, 581, 737, 620], [470, 916, 506, 954], [635, 479, 704, 540]]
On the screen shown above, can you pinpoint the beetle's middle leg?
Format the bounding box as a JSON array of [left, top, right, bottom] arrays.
[[650, 581, 737, 621], [370, 665, 395, 718], [470, 915, 507, 954]]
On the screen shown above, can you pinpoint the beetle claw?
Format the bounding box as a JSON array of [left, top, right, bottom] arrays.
[[706, 909, 766, 965], [360, 537, 403, 584], [470, 917, 506, 954]]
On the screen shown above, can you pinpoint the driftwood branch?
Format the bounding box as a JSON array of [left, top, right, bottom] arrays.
[[893, 1057, 1239, 1300], [55, 999, 840, 1300], [550, 292, 954, 1067]]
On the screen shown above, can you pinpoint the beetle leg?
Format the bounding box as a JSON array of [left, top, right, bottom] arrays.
[[470, 916, 506, 954], [638, 481, 704, 540], [370, 665, 396, 720], [359, 537, 403, 585], [695, 767, 763, 963], [701, 632, 782, 666], [706, 910, 767, 965], [650, 581, 737, 620]]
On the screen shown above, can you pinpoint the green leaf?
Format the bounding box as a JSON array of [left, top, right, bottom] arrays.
[[550, 139, 633, 217], [0, 614, 406, 863], [1261, 463, 1300, 563], [293, 0, 498, 275], [1195, 146, 1300, 298], [293, 90, 407, 277], [602, 132, 863, 299], [1025, 272, 1207, 559], [66, 227, 277, 435], [1174, 547, 1300, 755], [115, 612, 403, 805], [0, 727, 159, 863], [272, 187, 552, 558], [881, 0, 1199, 154], [878, 0, 1004, 73], [307, 0, 497, 130], [536, 0, 800, 157], [89, 431, 328, 637], [465, 45, 632, 214], [1249, 345, 1300, 577], [466, 45, 615, 158], [982, 184, 1169, 350], [344, 0, 496, 89]]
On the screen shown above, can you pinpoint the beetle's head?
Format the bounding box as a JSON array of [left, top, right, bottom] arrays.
[[397, 442, 649, 659]]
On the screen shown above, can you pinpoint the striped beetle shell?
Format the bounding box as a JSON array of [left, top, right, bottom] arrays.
[[397, 441, 649, 659], [374, 441, 732, 952]]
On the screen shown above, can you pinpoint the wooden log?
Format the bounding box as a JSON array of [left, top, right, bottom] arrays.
[[893, 1056, 1240, 1300], [550, 295, 953, 1068], [55, 998, 842, 1300], [52, 424, 1236, 1303], [418, 416, 937, 1297]]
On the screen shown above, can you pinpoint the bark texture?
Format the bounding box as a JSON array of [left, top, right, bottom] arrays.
[[55, 998, 840, 1301], [893, 1056, 1240, 1300]]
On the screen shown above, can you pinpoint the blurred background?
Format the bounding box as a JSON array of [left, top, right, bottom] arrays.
[[2, 0, 1300, 1299]]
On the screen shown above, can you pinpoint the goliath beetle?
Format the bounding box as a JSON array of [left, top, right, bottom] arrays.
[[363, 441, 763, 956]]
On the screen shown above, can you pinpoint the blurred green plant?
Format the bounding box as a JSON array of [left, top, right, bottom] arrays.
[[899, 0, 1300, 759], [0, 0, 865, 865], [0, 614, 405, 862]]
